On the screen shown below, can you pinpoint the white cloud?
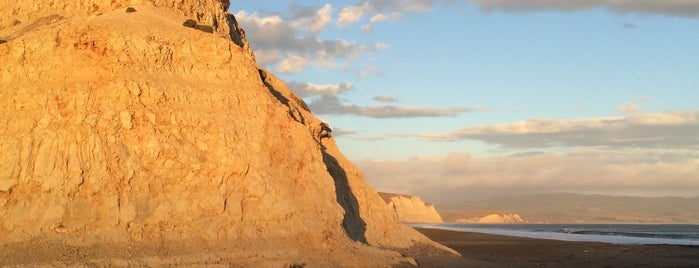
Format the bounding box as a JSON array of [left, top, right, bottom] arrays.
[[415, 111, 699, 149], [358, 65, 382, 78], [617, 102, 641, 114], [308, 95, 488, 118], [355, 136, 386, 142], [235, 9, 387, 74], [285, 81, 488, 118], [286, 81, 354, 97], [362, 12, 401, 32], [276, 54, 310, 74], [253, 49, 283, 67], [290, 4, 334, 34], [338, 3, 374, 26]]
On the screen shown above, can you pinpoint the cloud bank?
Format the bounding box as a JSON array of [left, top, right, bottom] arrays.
[[358, 149, 699, 202], [415, 111, 699, 149]]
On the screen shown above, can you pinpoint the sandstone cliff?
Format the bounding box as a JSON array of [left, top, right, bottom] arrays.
[[456, 213, 527, 224], [380, 193, 444, 224], [0, 1, 453, 266]]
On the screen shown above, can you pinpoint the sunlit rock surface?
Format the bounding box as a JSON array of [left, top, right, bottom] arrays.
[[379, 193, 444, 224], [0, 1, 452, 265]]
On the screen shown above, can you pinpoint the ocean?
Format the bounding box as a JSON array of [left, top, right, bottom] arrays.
[[413, 223, 699, 245]]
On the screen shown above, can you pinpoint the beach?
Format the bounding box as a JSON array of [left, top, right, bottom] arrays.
[[413, 227, 699, 267]]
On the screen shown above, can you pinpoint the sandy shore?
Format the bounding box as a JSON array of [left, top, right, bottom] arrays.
[[413, 227, 699, 267]]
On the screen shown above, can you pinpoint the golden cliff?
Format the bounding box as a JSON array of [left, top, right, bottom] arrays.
[[380, 193, 444, 224], [0, 0, 453, 266]]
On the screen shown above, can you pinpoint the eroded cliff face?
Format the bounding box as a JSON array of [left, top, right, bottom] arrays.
[[0, 1, 446, 266], [0, 0, 255, 60], [380, 193, 444, 224]]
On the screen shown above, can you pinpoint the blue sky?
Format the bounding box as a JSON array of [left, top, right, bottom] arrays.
[[230, 1, 699, 201]]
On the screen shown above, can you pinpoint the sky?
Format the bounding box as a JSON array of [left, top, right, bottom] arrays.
[[230, 0, 699, 203]]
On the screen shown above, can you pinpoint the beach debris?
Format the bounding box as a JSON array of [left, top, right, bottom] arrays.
[[0, 39, 7, 44], [195, 24, 214, 33], [126, 7, 137, 13], [182, 19, 197, 28], [182, 19, 214, 33]]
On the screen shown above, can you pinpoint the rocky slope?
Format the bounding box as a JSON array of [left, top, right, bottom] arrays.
[[380, 193, 444, 223], [0, 1, 453, 266]]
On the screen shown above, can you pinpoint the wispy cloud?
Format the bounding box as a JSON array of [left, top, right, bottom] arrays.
[[355, 136, 386, 141], [338, 2, 374, 26], [623, 22, 638, 29], [286, 81, 488, 118], [331, 127, 360, 137], [358, 65, 382, 79], [413, 111, 699, 149], [468, 0, 699, 17], [372, 95, 398, 103], [286, 81, 354, 97], [617, 102, 641, 114], [336, 0, 460, 31], [288, 4, 334, 34], [311, 96, 485, 118]]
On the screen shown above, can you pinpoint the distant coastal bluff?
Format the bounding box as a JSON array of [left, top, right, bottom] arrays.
[[379, 192, 444, 223], [0, 0, 453, 266]]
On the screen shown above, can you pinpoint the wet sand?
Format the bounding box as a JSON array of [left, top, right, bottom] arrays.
[[414, 227, 699, 267]]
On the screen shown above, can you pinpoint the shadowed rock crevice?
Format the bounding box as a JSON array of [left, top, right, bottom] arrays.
[[321, 148, 368, 244], [226, 14, 248, 52], [258, 69, 306, 124]]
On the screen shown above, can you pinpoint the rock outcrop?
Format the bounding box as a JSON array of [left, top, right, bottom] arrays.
[[0, 1, 453, 266], [456, 213, 527, 224], [380, 193, 444, 224]]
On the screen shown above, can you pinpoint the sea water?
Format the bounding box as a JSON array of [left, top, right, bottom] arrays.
[[413, 223, 699, 245]]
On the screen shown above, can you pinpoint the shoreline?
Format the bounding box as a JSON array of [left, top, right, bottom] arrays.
[[413, 227, 699, 267]]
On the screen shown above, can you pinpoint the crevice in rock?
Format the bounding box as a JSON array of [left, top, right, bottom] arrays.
[[321, 147, 367, 244], [226, 14, 252, 57], [257, 69, 306, 125]]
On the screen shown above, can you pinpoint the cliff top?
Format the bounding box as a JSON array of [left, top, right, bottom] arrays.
[[378, 192, 436, 206], [0, 0, 253, 59]]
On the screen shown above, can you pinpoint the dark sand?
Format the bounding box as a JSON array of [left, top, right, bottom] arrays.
[[413, 227, 699, 268]]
